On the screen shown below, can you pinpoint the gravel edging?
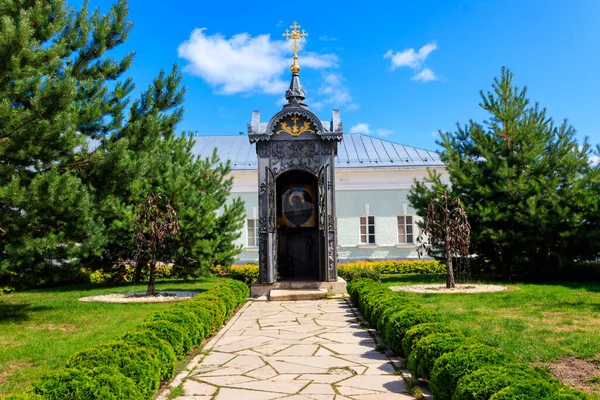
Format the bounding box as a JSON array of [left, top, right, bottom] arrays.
[[79, 291, 199, 303], [390, 284, 509, 294]]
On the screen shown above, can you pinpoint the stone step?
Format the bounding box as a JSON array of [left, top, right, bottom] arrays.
[[269, 288, 328, 301]]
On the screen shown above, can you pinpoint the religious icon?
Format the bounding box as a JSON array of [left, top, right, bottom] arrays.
[[281, 186, 316, 227]]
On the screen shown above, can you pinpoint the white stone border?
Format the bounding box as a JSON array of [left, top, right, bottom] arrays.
[[390, 284, 510, 294], [78, 291, 199, 303]]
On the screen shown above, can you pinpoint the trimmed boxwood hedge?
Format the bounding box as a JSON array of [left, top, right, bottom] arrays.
[[347, 279, 589, 400], [137, 320, 191, 357], [148, 309, 205, 345], [402, 322, 458, 358], [8, 280, 247, 400], [488, 381, 561, 400], [383, 307, 440, 354], [453, 364, 561, 400], [31, 366, 143, 400], [407, 332, 469, 380], [429, 344, 509, 400], [64, 341, 161, 398], [121, 329, 177, 381]]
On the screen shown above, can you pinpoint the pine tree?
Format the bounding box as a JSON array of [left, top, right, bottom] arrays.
[[0, 0, 245, 287], [0, 0, 133, 286], [137, 137, 245, 278], [409, 68, 600, 278]]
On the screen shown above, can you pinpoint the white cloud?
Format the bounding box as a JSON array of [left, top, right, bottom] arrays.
[[349, 123, 393, 137], [413, 68, 437, 82], [349, 123, 371, 134], [312, 72, 358, 111], [319, 35, 338, 41], [384, 42, 437, 69], [384, 42, 438, 82], [276, 20, 284, 27], [590, 155, 600, 166], [178, 28, 337, 95]]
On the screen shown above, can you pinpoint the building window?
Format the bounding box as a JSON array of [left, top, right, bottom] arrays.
[[247, 219, 259, 247], [360, 216, 376, 244], [398, 215, 414, 244]]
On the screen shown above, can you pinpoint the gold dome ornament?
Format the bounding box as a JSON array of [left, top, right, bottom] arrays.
[[283, 22, 308, 74]]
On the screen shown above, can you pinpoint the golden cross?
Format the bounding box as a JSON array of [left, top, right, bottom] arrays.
[[282, 22, 308, 73]]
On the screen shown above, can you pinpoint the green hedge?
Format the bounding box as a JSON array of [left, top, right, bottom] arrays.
[[407, 332, 469, 380], [429, 344, 509, 400], [31, 366, 143, 400], [347, 279, 588, 400], [8, 279, 248, 400], [453, 364, 561, 400], [340, 259, 445, 275], [402, 322, 458, 358]]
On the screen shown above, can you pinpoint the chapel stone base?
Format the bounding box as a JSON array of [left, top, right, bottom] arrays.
[[250, 276, 347, 301]]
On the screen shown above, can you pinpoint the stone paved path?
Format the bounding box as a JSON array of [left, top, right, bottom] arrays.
[[161, 299, 413, 400]]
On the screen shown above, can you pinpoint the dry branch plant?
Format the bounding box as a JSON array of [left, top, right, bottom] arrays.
[[133, 193, 180, 295], [417, 192, 471, 288]]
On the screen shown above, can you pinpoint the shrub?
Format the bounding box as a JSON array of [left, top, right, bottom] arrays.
[[383, 307, 439, 354], [2, 393, 43, 399], [122, 329, 177, 381], [402, 322, 458, 358], [488, 381, 560, 400], [362, 290, 408, 322], [549, 389, 591, 400], [209, 285, 238, 315], [407, 332, 469, 380], [356, 283, 388, 315], [370, 292, 412, 327], [339, 259, 445, 275], [149, 309, 204, 345], [347, 278, 376, 304], [65, 341, 160, 398], [338, 264, 381, 282], [376, 300, 416, 332], [191, 298, 226, 329], [31, 366, 143, 400], [228, 264, 260, 285], [86, 263, 175, 284], [172, 302, 213, 337], [429, 344, 510, 400], [195, 292, 228, 317], [137, 320, 192, 357], [454, 364, 559, 400]]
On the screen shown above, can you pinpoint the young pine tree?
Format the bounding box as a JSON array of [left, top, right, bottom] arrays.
[[409, 68, 600, 278]]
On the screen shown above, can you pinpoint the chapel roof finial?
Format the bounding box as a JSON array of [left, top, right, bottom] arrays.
[[283, 21, 308, 74], [282, 22, 308, 108]]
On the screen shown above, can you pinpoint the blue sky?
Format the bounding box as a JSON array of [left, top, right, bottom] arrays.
[[76, 0, 600, 151]]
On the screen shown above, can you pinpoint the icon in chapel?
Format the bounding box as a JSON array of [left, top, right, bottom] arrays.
[[281, 186, 316, 227]]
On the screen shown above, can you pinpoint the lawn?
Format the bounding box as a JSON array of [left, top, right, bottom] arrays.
[[0, 278, 221, 396], [381, 273, 600, 396]]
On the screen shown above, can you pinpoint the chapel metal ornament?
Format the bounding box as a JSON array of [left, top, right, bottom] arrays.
[[248, 22, 343, 283]]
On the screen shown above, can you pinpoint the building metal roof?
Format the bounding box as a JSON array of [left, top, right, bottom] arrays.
[[190, 134, 443, 170]]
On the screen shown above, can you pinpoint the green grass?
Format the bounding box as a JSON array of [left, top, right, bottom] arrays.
[[0, 278, 221, 396], [381, 274, 600, 363]]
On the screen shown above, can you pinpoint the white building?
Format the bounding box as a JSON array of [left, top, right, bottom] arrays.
[[190, 133, 447, 263]]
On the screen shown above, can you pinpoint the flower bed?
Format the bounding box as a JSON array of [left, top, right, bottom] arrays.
[[212, 260, 445, 285], [4, 280, 249, 400], [346, 278, 589, 400]]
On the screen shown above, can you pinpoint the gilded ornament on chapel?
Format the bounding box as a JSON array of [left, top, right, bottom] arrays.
[[277, 115, 315, 136]]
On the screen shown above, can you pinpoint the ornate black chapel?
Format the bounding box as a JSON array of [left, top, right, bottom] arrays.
[[248, 22, 343, 284]]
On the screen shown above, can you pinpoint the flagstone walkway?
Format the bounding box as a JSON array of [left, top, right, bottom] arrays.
[[161, 299, 414, 400]]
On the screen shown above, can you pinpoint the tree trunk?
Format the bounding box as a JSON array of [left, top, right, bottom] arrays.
[[446, 248, 455, 289], [133, 255, 145, 284], [146, 260, 157, 296]]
